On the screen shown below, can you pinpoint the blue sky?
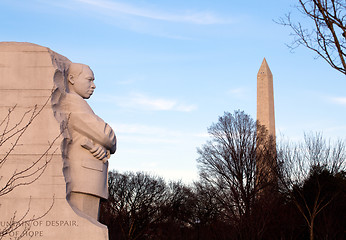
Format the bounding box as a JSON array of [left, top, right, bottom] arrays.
[[1, 0, 345, 183]]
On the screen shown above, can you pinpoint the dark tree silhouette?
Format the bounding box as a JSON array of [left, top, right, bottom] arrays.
[[196, 110, 278, 239], [154, 181, 197, 240], [100, 171, 167, 240], [192, 181, 231, 240], [277, 133, 346, 240], [99, 115, 345, 240]]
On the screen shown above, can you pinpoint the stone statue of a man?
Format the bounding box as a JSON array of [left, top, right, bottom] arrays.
[[60, 63, 116, 221]]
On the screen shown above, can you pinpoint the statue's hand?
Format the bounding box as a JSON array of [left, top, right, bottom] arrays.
[[90, 145, 108, 161], [81, 138, 109, 162]]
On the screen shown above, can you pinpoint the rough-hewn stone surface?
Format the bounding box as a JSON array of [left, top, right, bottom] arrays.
[[0, 42, 108, 239]]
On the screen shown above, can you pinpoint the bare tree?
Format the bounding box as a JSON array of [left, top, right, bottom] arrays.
[[0, 198, 54, 240], [100, 171, 168, 240], [192, 181, 231, 240], [197, 110, 278, 239], [163, 181, 196, 227], [277, 133, 346, 240], [153, 181, 198, 240], [278, 0, 346, 75], [0, 96, 59, 239]]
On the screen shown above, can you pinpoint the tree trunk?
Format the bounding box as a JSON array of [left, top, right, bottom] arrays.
[[310, 217, 314, 240]]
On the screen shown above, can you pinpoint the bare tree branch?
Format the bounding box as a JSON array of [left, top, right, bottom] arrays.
[[0, 93, 62, 238], [277, 133, 346, 240], [277, 0, 346, 74]]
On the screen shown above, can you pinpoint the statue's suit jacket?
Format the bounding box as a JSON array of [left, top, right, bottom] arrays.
[[60, 93, 116, 199]]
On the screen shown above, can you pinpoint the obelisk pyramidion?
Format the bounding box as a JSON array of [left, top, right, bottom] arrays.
[[257, 58, 275, 138]]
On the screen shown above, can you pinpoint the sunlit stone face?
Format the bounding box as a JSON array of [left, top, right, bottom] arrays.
[[73, 66, 96, 99]]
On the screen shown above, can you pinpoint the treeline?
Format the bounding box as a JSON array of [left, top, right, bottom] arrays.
[[100, 111, 346, 240]]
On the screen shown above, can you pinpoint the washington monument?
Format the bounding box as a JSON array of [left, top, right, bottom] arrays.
[[256, 58, 277, 187], [257, 58, 275, 138]]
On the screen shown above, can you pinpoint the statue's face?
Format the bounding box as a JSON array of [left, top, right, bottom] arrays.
[[73, 66, 95, 99]]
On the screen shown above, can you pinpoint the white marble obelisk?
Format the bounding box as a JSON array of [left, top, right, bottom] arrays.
[[257, 58, 275, 138]]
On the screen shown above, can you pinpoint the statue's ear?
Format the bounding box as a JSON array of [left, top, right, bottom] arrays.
[[68, 74, 75, 85]]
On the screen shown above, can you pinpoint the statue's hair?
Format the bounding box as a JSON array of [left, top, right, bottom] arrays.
[[68, 63, 88, 78]]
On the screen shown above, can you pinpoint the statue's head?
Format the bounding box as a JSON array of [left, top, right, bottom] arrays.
[[67, 63, 95, 99]]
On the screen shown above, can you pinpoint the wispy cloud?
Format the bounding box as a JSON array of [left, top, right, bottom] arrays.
[[109, 122, 207, 145], [108, 122, 207, 183], [229, 87, 245, 95], [228, 87, 250, 99], [113, 123, 183, 144], [116, 93, 197, 112], [115, 123, 183, 137], [76, 0, 231, 25], [330, 97, 346, 105]]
